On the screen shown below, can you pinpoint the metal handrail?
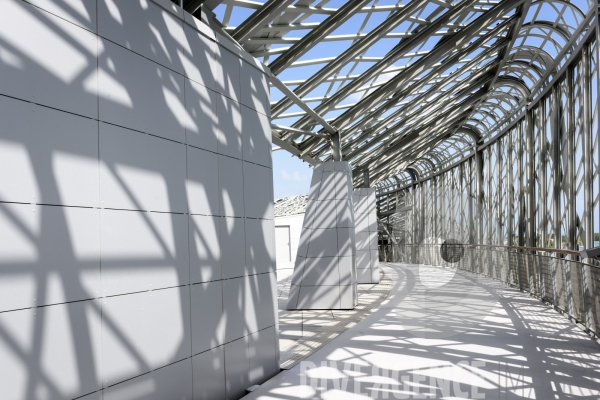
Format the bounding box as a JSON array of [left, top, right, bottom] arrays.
[[398, 243, 582, 257], [387, 243, 600, 338]]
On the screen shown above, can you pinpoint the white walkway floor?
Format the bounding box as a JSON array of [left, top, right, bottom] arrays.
[[245, 263, 600, 400]]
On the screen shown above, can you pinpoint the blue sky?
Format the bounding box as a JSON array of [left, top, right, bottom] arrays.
[[272, 150, 313, 199]]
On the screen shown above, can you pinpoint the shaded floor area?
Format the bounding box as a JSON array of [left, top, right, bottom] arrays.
[[246, 263, 600, 399], [276, 269, 392, 369]]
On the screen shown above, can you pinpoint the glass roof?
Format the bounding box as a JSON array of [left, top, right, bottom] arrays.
[[182, 0, 594, 188]]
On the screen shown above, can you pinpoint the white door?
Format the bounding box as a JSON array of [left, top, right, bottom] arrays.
[[275, 226, 291, 263]]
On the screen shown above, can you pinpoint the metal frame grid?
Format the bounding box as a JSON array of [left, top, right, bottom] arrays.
[[381, 27, 600, 336], [177, 0, 590, 188]]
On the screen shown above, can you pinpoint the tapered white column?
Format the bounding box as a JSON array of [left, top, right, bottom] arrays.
[[287, 162, 358, 310], [353, 188, 380, 283]]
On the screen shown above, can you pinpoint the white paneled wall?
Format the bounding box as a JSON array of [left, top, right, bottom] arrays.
[[0, 1, 278, 399], [286, 162, 358, 310], [353, 188, 380, 283], [274, 214, 304, 270]]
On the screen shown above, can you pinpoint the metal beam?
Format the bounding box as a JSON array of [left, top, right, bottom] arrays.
[[353, 89, 488, 173], [267, 0, 372, 75], [329, 6, 522, 132], [231, 0, 296, 44], [271, 135, 319, 166], [269, 0, 431, 118], [300, 14, 517, 159], [270, 74, 336, 135], [271, 123, 329, 139], [288, 0, 484, 130], [448, 1, 531, 143], [326, 44, 505, 161]]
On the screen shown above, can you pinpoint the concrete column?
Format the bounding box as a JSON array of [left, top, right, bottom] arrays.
[[353, 188, 380, 283], [287, 161, 358, 310]]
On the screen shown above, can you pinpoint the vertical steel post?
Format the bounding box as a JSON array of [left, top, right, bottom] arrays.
[[331, 131, 342, 161], [552, 85, 562, 307], [508, 129, 515, 284], [518, 121, 525, 290], [441, 173, 446, 247], [487, 148, 493, 245], [526, 110, 536, 249], [487, 147, 493, 274], [475, 149, 485, 274], [518, 121, 526, 247], [497, 140, 503, 246], [526, 109, 537, 293], [566, 67, 576, 316], [433, 175, 438, 241], [421, 182, 426, 245], [363, 169, 370, 188], [469, 158, 476, 245], [460, 162, 465, 244], [582, 44, 593, 327], [475, 149, 484, 245], [540, 102, 548, 249], [540, 101, 548, 299]]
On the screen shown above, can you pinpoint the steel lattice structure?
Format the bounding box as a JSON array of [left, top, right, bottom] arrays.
[[182, 0, 593, 187], [180, 0, 600, 248], [176, 0, 600, 341]]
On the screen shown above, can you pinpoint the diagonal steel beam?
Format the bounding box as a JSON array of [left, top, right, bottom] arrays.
[[311, 38, 509, 160], [299, 15, 516, 158], [270, 74, 336, 135], [328, 1, 524, 132], [354, 89, 488, 174], [269, 0, 432, 118], [267, 0, 373, 75], [288, 0, 483, 129], [305, 37, 508, 161], [342, 69, 497, 162], [231, 0, 296, 44], [336, 18, 515, 137]]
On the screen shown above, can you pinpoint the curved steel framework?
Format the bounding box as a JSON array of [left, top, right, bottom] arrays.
[[184, 0, 600, 335], [378, 23, 600, 336], [185, 0, 595, 188], [183, 0, 600, 338]]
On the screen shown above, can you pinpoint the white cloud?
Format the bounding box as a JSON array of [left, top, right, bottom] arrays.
[[281, 169, 308, 182]]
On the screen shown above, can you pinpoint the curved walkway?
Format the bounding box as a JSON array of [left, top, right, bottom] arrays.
[[246, 263, 600, 399], [277, 269, 392, 369]]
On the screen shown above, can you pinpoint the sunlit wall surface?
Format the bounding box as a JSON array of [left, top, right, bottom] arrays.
[[0, 1, 279, 399], [287, 162, 358, 310]]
